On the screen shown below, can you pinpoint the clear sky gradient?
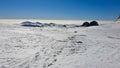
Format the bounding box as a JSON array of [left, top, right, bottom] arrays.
[[0, 0, 120, 20]]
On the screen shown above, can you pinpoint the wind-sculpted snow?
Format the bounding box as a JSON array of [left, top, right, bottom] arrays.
[[0, 22, 120, 68]]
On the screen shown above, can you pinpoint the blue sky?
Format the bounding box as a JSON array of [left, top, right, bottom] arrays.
[[0, 0, 120, 20]]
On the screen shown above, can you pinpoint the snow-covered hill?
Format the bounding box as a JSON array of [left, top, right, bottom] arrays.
[[0, 20, 120, 68]]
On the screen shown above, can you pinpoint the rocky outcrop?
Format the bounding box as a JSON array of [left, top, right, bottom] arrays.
[[89, 21, 99, 26], [81, 21, 99, 27], [81, 22, 90, 27]]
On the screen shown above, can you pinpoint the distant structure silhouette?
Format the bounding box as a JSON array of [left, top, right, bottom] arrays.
[[117, 16, 120, 21], [117, 15, 120, 23]]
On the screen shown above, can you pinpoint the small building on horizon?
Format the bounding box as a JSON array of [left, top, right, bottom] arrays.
[[117, 16, 120, 20], [117, 16, 120, 23]]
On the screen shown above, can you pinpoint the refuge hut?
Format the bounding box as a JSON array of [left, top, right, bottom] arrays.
[[116, 16, 120, 23], [117, 16, 120, 22]]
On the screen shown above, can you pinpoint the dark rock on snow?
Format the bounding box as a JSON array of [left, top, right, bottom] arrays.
[[49, 23, 56, 27], [21, 20, 99, 27], [76, 41, 83, 43], [81, 21, 99, 27], [21, 21, 43, 27], [89, 21, 99, 26], [81, 22, 90, 27]]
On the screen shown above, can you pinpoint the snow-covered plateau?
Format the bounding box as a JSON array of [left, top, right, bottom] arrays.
[[0, 19, 120, 68]]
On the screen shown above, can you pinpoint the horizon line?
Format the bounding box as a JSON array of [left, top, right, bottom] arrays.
[[0, 18, 115, 21]]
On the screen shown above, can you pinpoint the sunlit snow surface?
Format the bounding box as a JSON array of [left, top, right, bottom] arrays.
[[0, 19, 120, 68]]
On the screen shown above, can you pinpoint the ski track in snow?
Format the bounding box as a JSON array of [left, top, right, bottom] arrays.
[[0, 23, 120, 68]]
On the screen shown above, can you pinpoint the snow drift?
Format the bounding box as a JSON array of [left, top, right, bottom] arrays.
[[0, 20, 120, 68]]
